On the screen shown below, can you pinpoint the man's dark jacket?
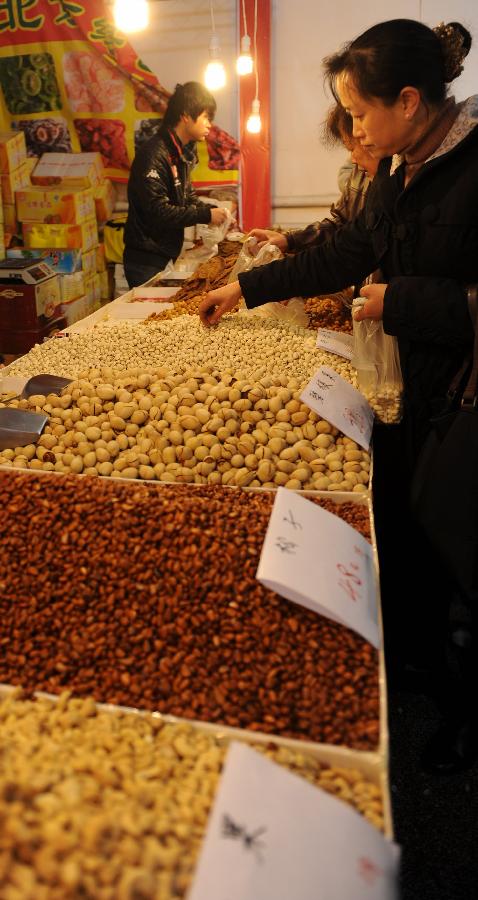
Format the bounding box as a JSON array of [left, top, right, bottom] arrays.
[[124, 127, 212, 268]]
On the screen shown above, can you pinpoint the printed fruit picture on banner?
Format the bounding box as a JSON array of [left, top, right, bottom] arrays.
[[0, 53, 61, 114], [133, 81, 169, 113], [206, 124, 241, 171], [63, 52, 125, 113], [13, 119, 73, 156], [74, 118, 129, 170]]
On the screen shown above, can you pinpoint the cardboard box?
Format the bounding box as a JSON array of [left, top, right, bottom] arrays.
[[0, 131, 27, 173], [61, 294, 89, 325], [0, 316, 66, 355], [6, 247, 83, 274], [15, 186, 95, 225], [99, 267, 114, 301], [1, 160, 32, 206], [0, 273, 62, 330], [94, 178, 116, 224], [58, 271, 85, 303], [84, 272, 101, 307], [2, 203, 19, 234], [81, 246, 97, 277], [96, 242, 106, 272], [22, 218, 98, 251], [31, 152, 104, 189]]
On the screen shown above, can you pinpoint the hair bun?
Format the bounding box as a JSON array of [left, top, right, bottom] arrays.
[[434, 21, 472, 82]]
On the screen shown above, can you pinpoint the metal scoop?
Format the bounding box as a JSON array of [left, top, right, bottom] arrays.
[[0, 408, 49, 450], [22, 374, 72, 399]]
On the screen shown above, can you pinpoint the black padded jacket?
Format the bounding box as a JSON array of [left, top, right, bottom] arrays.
[[238, 97, 478, 455], [124, 127, 212, 268]]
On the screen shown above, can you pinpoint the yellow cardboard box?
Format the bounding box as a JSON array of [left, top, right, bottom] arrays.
[[81, 246, 97, 278], [84, 273, 95, 307], [3, 203, 18, 234], [94, 178, 116, 224], [22, 218, 99, 251], [1, 160, 32, 206], [31, 152, 104, 189], [99, 267, 114, 301], [0, 131, 27, 173], [58, 272, 85, 303], [16, 187, 95, 225], [95, 242, 106, 272]]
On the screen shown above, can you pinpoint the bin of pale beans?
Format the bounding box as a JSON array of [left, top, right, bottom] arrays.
[[0, 689, 384, 899], [0, 471, 379, 750], [5, 316, 355, 388], [0, 364, 370, 492]]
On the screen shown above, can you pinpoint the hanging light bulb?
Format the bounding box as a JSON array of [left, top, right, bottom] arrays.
[[113, 0, 149, 33], [245, 1, 261, 133], [237, 34, 253, 76], [205, 33, 227, 90], [246, 98, 261, 134]]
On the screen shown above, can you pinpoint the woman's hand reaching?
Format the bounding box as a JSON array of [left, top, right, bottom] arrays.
[[248, 229, 288, 252], [199, 280, 243, 326]]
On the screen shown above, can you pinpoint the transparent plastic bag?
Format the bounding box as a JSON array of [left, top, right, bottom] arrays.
[[352, 297, 403, 423], [196, 209, 233, 251], [231, 238, 309, 328]]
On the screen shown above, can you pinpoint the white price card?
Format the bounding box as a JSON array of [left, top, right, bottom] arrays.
[[256, 488, 379, 647], [300, 366, 374, 450], [316, 328, 354, 360], [188, 742, 400, 900]]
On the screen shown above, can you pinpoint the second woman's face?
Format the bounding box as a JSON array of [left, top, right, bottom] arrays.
[[338, 76, 413, 158]]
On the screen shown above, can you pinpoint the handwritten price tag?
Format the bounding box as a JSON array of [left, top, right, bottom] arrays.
[[189, 742, 400, 900], [257, 488, 379, 647], [316, 329, 354, 360], [300, 366, 374, 450]]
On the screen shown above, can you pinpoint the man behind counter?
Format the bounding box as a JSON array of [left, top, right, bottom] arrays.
[[123, 81, 229, 289]]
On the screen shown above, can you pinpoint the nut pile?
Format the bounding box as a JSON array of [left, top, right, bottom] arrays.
[[361, 385, 403, 424], [147, 242, 243, 321], [0, 690, 384, 900], [0, 367, 370, 492], [6, 316, 356, 388], [304, 296, 353, 333], [0, 472, 379, 749]]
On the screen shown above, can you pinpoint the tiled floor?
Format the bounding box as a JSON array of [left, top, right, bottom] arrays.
[[388, 687, 478, 900]]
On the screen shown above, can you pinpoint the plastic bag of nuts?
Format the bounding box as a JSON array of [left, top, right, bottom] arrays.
[[352, 298, 403, 424]]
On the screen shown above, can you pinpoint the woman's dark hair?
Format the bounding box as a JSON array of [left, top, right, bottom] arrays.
[[163, 81, 217, 128], [322, 103, 353, 147], [324, 19, 472, 107]]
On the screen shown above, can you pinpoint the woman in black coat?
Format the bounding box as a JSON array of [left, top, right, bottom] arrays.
[[200, 19, 478, 773]]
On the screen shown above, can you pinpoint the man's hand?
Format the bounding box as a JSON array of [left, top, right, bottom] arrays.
[[248, 228, 288, 252], [199, 281, 243, 326], [353, 283, 387, 321], [210, 207, 229, 225]]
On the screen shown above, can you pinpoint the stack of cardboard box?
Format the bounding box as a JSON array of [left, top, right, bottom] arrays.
[[6, 151, 118, 331], [0, 131, 33, 241]]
